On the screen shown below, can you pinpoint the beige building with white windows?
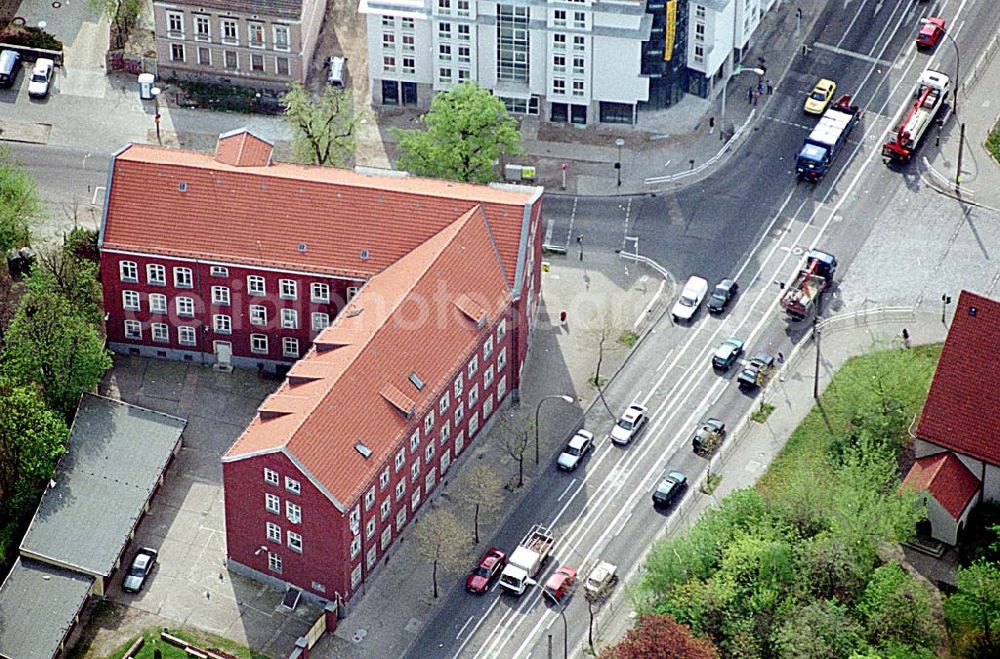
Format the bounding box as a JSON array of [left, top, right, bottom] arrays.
[[152, 0, 326, 90]]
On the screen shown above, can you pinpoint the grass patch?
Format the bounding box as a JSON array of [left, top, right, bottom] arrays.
[[756, 344, 941, 501], [987, 117, 1000, 164], [749, 402, 775, 424], [700, 472, 722, 495], [618, 330, 639, 347], [107, 627, 268, 659]]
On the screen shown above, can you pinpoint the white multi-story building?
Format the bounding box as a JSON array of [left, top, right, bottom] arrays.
[[685, 0, 777, 99], [360, 0, 654, 124]]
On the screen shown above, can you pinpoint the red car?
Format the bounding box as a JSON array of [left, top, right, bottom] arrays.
[[543, 565, 578, 603], [466, 548, 507, 593], [916, 17, 945, 49]]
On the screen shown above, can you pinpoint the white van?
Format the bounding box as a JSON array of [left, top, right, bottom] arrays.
[[327, 56, 345, 88]]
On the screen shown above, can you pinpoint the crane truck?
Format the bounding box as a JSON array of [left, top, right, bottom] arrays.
[[796, 95, 861, 182], [882, 69, 950, 164], [779, 249, 837, 321], [499, 524, 554, 595]]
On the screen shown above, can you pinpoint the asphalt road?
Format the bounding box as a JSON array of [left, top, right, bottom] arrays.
[[408, 0, 1000, 658]]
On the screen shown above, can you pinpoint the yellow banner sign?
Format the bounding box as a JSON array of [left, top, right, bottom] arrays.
[[664, 0, 677, 61]]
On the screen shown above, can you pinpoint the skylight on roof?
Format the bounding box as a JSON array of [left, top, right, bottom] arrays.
[[409, 372, 425, 390], [355, 443, 373, 458]]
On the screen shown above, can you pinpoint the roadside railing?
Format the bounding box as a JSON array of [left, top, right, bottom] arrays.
[[643, 109, 756, 186]]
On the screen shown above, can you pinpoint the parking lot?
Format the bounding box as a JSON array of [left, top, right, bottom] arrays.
[[71, 355, 322, 657]]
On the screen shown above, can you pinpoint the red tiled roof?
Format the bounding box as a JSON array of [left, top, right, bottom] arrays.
[[915, 291, 1000, 465], [223, 206, 512, 509], [102, 138, 539, 284], [214, 129, 273, 167], [901, 452, 980, 519]]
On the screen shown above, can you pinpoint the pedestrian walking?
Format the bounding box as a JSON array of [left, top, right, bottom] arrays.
[[778, 351, 785, 364], [753, 90, 760, 106], [901, 328, 911, 349], [757, 80, 764, 94], [747, 87, 754, 104], [766, 79, 774, 95]]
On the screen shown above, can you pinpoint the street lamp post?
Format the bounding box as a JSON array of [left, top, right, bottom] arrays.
[[920, 18, 963, 190], [614, 138, 624, 187], [538, 585, 568, 659], [535, 395, 575, 464], [152, 87, 162, 144]]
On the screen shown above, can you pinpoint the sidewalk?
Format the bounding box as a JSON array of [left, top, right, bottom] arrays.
[[590, 306, 951, 652], [309, 254, 670, 658]]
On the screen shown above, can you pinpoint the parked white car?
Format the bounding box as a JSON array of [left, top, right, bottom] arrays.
[[671, 276, 709, 323], [27, 58, 54, 98], [557, 429, 594, 470]]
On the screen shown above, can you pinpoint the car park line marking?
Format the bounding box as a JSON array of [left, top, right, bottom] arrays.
[[475, 6, 955, 656], [557, 479, 577, 502], [456, 616, 475, 640]]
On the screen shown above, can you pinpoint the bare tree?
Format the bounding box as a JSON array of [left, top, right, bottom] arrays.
[[458, 463, 504, 544], [581, 305, 628, 418], [413, 507, 471, 598], [282, 83, 359, 166], [497, 413, 533, 488]]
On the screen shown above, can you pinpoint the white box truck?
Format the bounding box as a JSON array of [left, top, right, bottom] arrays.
[[499, 524, 555, 595]]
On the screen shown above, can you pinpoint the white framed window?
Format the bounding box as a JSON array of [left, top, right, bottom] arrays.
[[268, 552, 282, 573], [468, 355, 478, 379], [212, 286, 230, 306], [178, 326, 196, 346], [173, 267, 192, 288], [367, 545, 377, 569], [265, 493, 280, 514], [119, 260, 138, 282], [573, 57, 585, 75], [410, 430, 420, 454], [167, 11, 184, 36], [454, 376, 464, 399], [383, 32, 396, 49], [553, 54, 566, 72], [402, 17, 414, 30], [351, 564, 362, 588], [382, 15, 395, 27], [198, 46, 211, 65], [694, 45, 704, 62], [402, 34, 415, 52], [383, 55, 396, 72], [553, 33, 566, 50], [251, 334, 268, 354], [273, 25, 290, 51], [484, 365, 494, 388], [395, 507, 407, 531], [287, 530, 302, 553], [312, 313, 330, 331], [366, 518, 376, 539], [553, 9, 566, 26], [403, 57, 415, 74], [695, 4, 706, 19], [424, 411, 435, 435], [250, 305, 267, 326], [379, 468, 390, 490], [456, 429, 465, 453], [457, 0, 470, 16], [410, 458, 420, 484], [457, 23, 470, 40], [439, 43, 452, 60], [124, 320, 141, 340], [457, 68, 470, 82], [498, 375, 507, 399], [149, 293, 167, 314], [213, 314, 232, 334], [152, 323, 169, 343], [380, 498, 391, 520], [454, 401, 464, 425], [440, 421, 451, 445], [176, 296, 194, 318], [572, 80, 585, 97], [573, 36, 585, 52], [553, 78, 566, 95], [438, 0, 451, 13], [424, 467, 436, 493], [483, 393, 494, 418], [281, 308, 298, 329], [195, 15, 210, 41], [498, 347, 507, 370], [248, 22, 265, 48], [282, 337, 299, 358], [381, 526, 392, 550], [122, 290, 140, 311], [439, 67, 452, 83], [424, 442, 435, 463], [286, 501, 301, 524], [210, 265, 228, 277], [410, 487, 421, 512], [395, 449, 406, 472], [469, 411, 480, 437], [350, 535, 361, 558], [395, 479, 406, 501], [222, 19, 238, 45], [458, 45, 470, 63], [573, 11, 586, 28], [276, 56, 290, 76], [365, 487, 376, 510], [310, 282, 330, 303], [497, 318, 506, 340], [441, 449, 451, 473], [285, 476, 300, 494], [483, 336, 493, 359], [349, 506, 361, 534], [267, 522, 281, 543], [280, 279, 297, 300], [247, 275, 266, 296], [264, 468, 279, 486], [468, 384, 479, 408], [224, 50, 238, 69], [170, 43, 185, 62], [146, 263, 166, 285], [439, 22, 451, 38], [439, 393, 450, 415]]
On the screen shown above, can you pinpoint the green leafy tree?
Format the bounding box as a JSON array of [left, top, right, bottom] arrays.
[[2, 289, 112, 417], [394, 82, 522, 183], [601, 614, 719, 659], [945, 560, 1000, 653], [772, 600, 868, 659], [29, 246, 103, 327], [283, 83, 358, 166], [63, 228, 100, 264], [856, 563, 940, 652], [0, 379, 69, 507], [412, 507, 470, 598], [457, 463, 503, 544], [0, 146, 42, 253]]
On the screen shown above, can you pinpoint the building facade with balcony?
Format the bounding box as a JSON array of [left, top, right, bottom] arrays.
[[152, 0, 326, 90], [360, 0, 653, 124]]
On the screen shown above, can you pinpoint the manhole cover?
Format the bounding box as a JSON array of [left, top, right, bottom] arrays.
[[351, 629, 367, 643]]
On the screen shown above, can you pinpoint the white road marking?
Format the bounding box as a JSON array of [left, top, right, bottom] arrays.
[[633, 278, 665, 329], [812, 42, 895, 67], [457, 616, 474, 640], [556, 479, 577, 503]]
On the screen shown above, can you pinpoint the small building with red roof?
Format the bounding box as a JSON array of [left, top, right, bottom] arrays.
[[903, 290, 1000, 545], [98, 129, 544, 606]]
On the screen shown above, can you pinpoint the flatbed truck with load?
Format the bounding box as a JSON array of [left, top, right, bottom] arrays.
[[796, 95, 861, 182], [882, 69, 950, 164], [499, 524, 555, 595], [779, 249, 837, 321]]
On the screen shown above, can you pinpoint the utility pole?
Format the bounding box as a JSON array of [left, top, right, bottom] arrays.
[[812, 316, 822, 399], [956, 122, 965, 193]]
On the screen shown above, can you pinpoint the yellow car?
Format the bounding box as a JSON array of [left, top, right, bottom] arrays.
[[804, 79, 837, 114]]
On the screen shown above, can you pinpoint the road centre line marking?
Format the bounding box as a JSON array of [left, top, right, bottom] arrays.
[[557, 479, 576, 503], [453, 596, 501, 657], [613, 512, 633, 538], [812, 41, 895, 67], [474, 1, 959, 654], [657, 348, 675, 371]]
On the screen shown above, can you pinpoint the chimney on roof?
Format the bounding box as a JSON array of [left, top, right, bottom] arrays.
[[214, 128, 274, 168]]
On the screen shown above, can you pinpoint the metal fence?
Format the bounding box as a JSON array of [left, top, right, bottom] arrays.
[[643, 109, 757, 186]]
